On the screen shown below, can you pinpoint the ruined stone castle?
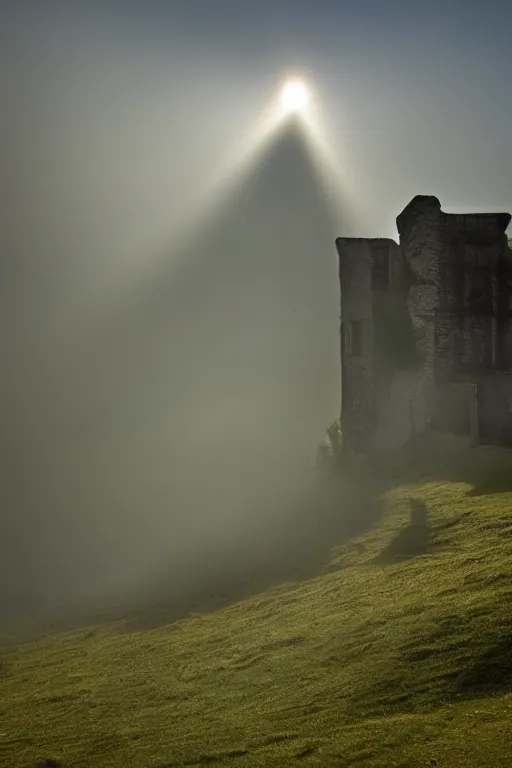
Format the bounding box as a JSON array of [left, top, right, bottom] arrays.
[[336, 195, 512, 452]]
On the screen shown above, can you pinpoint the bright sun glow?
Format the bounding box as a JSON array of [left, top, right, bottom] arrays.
[[281, 80, 309, 113], [104, 70, 351, 316]]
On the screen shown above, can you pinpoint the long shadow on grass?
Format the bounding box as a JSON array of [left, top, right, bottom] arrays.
[[373, 499, 429, 565], [125, 466, 385, 630]]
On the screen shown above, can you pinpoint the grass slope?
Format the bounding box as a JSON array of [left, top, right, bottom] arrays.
[[1, 435, 512, 768]]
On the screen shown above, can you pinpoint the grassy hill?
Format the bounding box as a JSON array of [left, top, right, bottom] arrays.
[[1, 434, 512, 768]]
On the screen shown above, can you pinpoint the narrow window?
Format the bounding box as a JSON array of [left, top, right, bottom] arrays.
[[348, 320, 362, 357]]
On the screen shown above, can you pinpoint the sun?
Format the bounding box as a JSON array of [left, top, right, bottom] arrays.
[[280, 80, 309, 113]]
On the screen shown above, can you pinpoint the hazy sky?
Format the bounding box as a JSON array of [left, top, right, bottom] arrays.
[[3, 0, 512, 325], [1, 0, 512, 619]]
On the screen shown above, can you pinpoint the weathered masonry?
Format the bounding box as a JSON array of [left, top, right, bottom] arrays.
[[336, 195, 512, 452]]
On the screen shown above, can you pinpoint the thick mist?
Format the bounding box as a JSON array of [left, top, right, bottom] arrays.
[[6, 0, 511, 630], [1, 112, 342, 626]]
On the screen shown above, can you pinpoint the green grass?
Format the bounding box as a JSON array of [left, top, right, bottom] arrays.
[[2, 434, 512, 767]]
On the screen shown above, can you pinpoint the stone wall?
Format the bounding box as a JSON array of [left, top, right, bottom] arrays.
[[497, 247, 512, 369], [397, 196, 443, 403], [337, 238, 375, 451], [338, 195, 512, 453], [432, 373, 512, 448], [478, 373, 512, 446], [436, 214, 508, 376], [337, 236, 424, 451]]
